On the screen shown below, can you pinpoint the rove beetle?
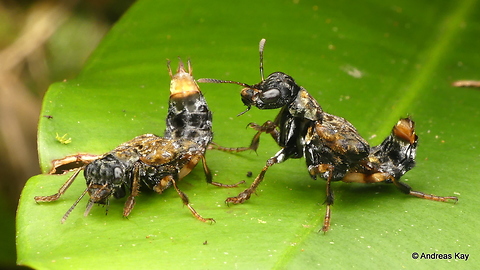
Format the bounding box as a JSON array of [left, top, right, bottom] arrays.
[[198, 39, 458, 232], [35, 59, 244, 223]]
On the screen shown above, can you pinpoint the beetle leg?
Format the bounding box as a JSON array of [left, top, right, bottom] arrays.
[[207, 142, 255, 153], [308, 164, 336, 232], [169, 176, 215, 223], [35, 167, 84, 202], [226, 148, 286, 204], [207, 120, 278, 153], [201, 155, 245, 188], [246, 120, 279, 151], [123, 163, 141, 217], [49, 154, 101, 174], [392, 178, 458, 203], [321, 173, 334, 233], [201, 154, 213, 183], [307, 163, 337, 232]]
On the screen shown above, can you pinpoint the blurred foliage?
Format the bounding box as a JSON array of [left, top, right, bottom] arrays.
[[0, 0, 134, 268]]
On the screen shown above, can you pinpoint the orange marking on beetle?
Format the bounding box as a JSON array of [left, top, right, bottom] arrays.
[[393, 118, 417, 144]]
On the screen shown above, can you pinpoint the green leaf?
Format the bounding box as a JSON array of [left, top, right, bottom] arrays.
[[17, 0, 480, 268]]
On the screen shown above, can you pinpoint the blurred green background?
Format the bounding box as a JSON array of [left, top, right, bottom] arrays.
[[0, 1, 134, 268]]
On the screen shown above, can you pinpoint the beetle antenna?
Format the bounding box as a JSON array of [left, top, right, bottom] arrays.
[[61, 187, 88, 223], [237, 106, 251, 117], [197, 78, 252, 88], [259, 38, 266, 81]]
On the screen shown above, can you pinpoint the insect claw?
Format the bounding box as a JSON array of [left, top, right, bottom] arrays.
[[225, 197, 239, 204], [208, 218, 216, 224], [225, 190, 251, 204]]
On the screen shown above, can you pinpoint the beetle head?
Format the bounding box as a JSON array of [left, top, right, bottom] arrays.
[[197, 39, 300, 115], [83, 155, 128, 213], [240, 71, 300, 110]]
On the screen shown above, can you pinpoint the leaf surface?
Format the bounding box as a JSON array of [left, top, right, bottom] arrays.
[[17, 0, 480, 268]]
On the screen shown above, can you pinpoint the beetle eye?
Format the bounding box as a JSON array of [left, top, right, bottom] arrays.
[[113, 167, 123, 182], [260, 89, 281, 103]]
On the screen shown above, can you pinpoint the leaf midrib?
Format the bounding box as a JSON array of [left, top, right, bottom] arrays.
[[378, 0, 476, 135]]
